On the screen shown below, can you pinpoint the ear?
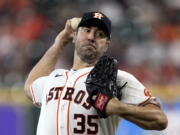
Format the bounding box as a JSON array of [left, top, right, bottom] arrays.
[[106, 40, 110, 46], [104, 40, 110, 52]]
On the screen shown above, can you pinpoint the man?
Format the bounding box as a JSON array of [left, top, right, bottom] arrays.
[[24, 11, 168, 135]]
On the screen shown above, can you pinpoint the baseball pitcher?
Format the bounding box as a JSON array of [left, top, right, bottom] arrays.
[[24, 11, 168, 135]]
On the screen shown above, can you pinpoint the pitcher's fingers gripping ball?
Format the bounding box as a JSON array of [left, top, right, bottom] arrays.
[[86, 55, 122, 118], [70, 17, 81, 30]]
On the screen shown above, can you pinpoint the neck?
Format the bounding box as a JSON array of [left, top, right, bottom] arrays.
[[72, 53, 96, 70]]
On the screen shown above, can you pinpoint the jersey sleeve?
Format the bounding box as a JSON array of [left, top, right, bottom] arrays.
[[30, 76, 49, 107], [30, 69, 68, 107], [117, 70, 152, 105]]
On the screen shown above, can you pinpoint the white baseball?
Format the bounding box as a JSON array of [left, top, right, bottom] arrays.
[[70, 18, 81, 30]]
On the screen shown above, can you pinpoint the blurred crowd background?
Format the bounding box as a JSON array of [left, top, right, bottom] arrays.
[[0, 0, 180, 135]]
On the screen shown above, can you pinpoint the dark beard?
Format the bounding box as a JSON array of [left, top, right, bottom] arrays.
[[75, 45, 100, 64]]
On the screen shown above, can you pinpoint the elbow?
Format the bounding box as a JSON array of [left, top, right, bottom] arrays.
[[150, 113, 168, 130], [155, 114, 168, 130], [24, 83, 29, 96], [24, 83, 32, 100], [142, 113, 168, 131]]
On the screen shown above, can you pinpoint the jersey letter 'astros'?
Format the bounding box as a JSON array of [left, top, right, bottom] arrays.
[[30, 67, 153, 135]]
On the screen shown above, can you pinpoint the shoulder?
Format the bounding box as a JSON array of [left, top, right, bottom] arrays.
[[117, 70, 134, 78], [117, 70, 139, 83], [33, 69, 69, 84], [49, 69, 69, 77], [117, 69, 145, 89], [117, 69, 148, 105]]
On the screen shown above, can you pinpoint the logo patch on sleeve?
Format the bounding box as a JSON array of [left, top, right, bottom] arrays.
[[144, 88, 152, 97]]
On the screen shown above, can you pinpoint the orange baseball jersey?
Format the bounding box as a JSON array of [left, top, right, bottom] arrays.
[[30, 67, 152, 135]]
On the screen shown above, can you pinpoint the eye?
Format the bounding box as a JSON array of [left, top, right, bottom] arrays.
[[83, 27, 91, 33], [95, 30, 106, 38]]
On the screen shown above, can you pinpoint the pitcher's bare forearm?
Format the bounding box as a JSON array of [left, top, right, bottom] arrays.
[[24, 40, 65, 99], [27, 41, 64, 80], [24, 19, 75, 100], [106, 98, 168, 130]]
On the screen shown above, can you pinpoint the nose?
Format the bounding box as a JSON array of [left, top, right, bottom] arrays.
[[87, 32, 95, 42]]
